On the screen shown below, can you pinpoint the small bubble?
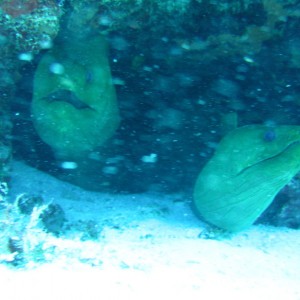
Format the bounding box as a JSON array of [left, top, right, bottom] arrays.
[[197, 99, 206, 105], [98, 15, 112, 26], [88, 152, 101, 161], [39, 39, 53, 49], [143, 66, 153, 72], [243, 56, 254, 63], [112, 77, 125, 85], [60, 161, 78, 169], [49, 63, 65, 74], [18, 52, 33, 61], [102, 166, 118, 175], [141, 153, 157, 163]]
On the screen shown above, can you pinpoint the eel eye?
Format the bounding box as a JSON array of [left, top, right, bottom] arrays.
[[263, 130, 276, 142]]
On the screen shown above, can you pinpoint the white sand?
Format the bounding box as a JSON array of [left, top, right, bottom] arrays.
[[0, 161, 299, 300]]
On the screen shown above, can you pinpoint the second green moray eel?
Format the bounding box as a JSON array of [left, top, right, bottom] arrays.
[[193, 125, 300, 232]]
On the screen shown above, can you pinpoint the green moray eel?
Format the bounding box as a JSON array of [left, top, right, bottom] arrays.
[[193, 125, 300, 232], [31, 34, 120, 160]]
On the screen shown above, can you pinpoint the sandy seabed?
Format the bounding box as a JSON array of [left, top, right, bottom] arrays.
[[0, 161, 299, 300]]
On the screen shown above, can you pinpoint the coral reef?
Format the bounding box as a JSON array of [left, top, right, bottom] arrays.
[[170, 0, 300, 64], [0, 0, 63, 193], [257, 174, 300, 229], [66, 0, 192, 36], [0, 1, 61, 51], [274, 177, 300, 228], [0, 193, 65, 267], [1, 0, 300, 230]]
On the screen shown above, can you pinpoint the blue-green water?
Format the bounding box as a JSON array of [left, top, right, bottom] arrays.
[[0, 1, 300, 279]]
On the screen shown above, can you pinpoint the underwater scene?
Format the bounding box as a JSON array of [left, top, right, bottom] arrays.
[[0, 0, 300, 299]]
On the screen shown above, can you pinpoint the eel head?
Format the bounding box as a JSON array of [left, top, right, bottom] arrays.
[[193, 125, 300, 231]]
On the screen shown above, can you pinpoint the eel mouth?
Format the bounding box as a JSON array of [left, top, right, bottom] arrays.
[[236, 140, 300, 177], [42, 89, 93, 110]]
